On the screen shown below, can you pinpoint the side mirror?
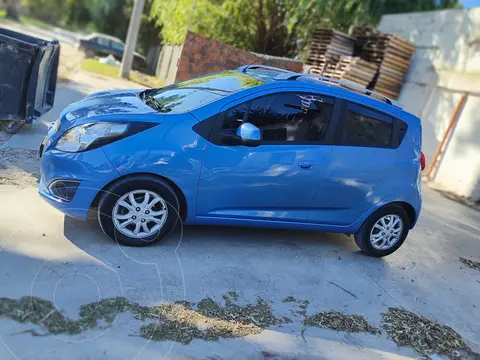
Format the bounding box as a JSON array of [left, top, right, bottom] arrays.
[[236, 123, 261, 146]]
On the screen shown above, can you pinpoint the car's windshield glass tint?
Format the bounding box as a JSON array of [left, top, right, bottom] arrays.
[[142, 72, 264, 113]]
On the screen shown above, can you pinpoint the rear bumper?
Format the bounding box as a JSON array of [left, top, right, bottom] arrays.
[[39, 148, 119, 221]]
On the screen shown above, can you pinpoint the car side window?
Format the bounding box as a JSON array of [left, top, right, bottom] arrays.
[[111, 41, 124, 51], [341, 103, 393, 148], [97, 37, 110, 46], [222, 92, 334, 143]]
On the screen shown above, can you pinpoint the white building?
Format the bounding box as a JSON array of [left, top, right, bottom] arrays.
[[379, 8, 480, 201]]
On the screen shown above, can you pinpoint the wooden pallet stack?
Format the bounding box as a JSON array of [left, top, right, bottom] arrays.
[[353, 27, 415, 99], [351, 27, 375, 56], [333, 56, 378, 87], [306, 29, 355, 74], [304, 27, 415, 99]]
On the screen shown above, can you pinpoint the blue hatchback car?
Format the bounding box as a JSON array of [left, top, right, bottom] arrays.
[[39, 65, 424, 256]]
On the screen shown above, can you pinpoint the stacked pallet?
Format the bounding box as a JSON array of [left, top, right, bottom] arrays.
[[351, 27, 376, 56], [308, 55, 328, 75], [305, 27, 415, 99], [333, 56, 378, 87], [353, 27, 415, 99], [306, 29, 355, 72]]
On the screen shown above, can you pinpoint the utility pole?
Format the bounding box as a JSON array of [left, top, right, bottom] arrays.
[[120, 0, 145, 78]]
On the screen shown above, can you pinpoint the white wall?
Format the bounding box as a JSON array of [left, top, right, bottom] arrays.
[[155, 44, 183, 85], [379, 8, 480, 201]]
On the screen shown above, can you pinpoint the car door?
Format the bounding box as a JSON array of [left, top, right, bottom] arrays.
[[196, 90, 337, 223], [96, 36, 111, 56], [308, 100, 399, 226], [110, 40, 124, 59]]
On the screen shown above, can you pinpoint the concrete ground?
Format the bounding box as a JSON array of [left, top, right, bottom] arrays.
[[0, 73, 479, 360]]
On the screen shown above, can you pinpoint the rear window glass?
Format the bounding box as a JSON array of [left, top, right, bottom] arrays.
[[142, 72, 264, 114], [342, 104, 393, 148]]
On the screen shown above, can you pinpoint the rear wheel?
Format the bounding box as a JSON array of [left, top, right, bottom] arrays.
[[354, 204, 410, 257], [97, 176, 180, 246]]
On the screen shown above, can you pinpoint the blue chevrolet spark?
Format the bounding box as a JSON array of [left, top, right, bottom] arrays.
[[39, 66, 424, 257]]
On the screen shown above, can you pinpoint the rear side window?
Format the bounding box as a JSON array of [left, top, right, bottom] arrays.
[[342, 103, 393, 148], [223, 92, 334, 143], [97, 37, 110, 46]]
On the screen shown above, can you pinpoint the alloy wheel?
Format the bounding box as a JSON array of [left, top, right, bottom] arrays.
[[112, 189, 168, 238], [369, 214, 403, 250]]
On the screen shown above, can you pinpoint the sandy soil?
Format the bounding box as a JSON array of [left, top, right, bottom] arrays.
[[0, 148, 40, 187]]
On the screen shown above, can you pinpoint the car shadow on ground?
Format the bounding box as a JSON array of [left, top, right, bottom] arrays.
[[63, 214, 361, 258]]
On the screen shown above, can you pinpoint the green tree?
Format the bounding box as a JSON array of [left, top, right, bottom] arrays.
[[151, 0, 461, 57], [5, 0, 20, 20], [65, 0, 92, 27], [22, 0, 67, 23], [88, 0, 133, 40], [137, 0, 163, 56], [81, 0, 161, 55]]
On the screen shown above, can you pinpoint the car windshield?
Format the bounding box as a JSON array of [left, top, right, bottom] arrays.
[[141, 71, 264, 114]]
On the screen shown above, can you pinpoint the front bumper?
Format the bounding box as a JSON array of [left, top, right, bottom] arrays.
[[39, 147, 119, 221]]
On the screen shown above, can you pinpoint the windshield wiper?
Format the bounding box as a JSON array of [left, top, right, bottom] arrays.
[[142, 91, 163, 111]]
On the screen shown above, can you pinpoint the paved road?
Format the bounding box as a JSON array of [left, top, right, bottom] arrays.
[[0, 19, 80, 46]]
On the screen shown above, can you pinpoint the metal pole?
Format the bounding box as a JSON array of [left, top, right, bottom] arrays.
[[120, 0, 145, 78]]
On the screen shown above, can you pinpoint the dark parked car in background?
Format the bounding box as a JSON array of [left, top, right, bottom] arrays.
[[78, 33, 147, 71]]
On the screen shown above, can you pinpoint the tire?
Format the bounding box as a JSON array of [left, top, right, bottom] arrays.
[[354, 204, 410, 257], [97, 175, 180, 246]]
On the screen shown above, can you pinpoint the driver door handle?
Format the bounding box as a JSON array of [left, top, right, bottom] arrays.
[[298, 161, 314, 169]]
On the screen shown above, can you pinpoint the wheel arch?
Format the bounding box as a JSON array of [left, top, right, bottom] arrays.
[[391, 201, 416, 229], [352, 199, 418, 234], [90, 172, 188, 221]]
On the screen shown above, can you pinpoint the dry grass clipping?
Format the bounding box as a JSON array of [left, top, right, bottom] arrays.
[[142, 296, 282, 344], [303, 311, 379, 334], [0, 295, 283, 344], [382, 308, 478, 359], [460, 257, 480, 272]]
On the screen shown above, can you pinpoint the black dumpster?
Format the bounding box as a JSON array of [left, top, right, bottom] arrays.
[[0, 28, 60, 133]]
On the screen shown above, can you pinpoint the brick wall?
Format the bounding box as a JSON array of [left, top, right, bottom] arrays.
[[175, 32, 303, 82]]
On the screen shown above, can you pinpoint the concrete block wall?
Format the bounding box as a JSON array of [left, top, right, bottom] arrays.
[[175, 32, 303, 83], [379, 8, 480, 201], [156, 44, 183, 85]]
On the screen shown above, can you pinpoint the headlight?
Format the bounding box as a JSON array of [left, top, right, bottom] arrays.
[[55, 122, 129, 152]]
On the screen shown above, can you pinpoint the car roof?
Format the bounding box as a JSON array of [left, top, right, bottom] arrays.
[[235, 65, 416, 121], [83, 33, 124, 44]]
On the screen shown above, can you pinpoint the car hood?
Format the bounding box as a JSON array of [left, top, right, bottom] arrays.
[[59, 90, 158, 130]]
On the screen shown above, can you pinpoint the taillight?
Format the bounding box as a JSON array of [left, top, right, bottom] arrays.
[[420, 152, 426, 171]]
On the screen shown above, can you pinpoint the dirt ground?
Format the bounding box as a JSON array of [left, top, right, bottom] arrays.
[[0, 148, 39, 187]]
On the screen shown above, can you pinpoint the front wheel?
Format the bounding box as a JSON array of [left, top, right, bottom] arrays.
[[354, 204, 410, 257], [97, 176, 180, 246]]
